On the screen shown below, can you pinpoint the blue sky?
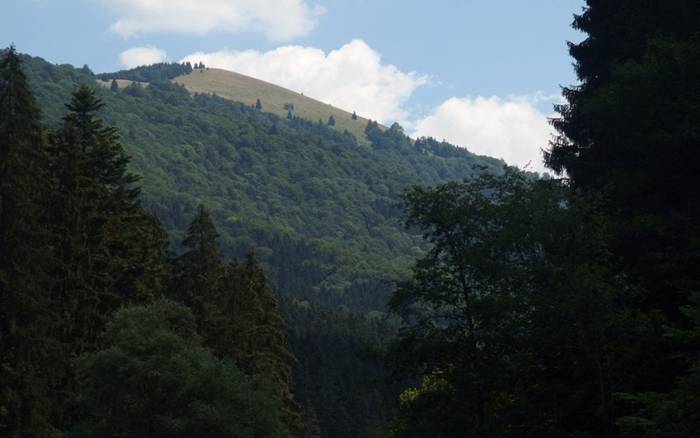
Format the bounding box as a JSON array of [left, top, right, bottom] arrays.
[[2, 0, 586, 170]]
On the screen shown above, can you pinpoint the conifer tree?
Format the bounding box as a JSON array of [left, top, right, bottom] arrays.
[[171, 205, 224, 330], [255, 98, 262, 110], [327, 115, 335, 126], [109, 78, 118, 92], [48, 85, 166, 353], [352, 111, 358, 120], [215, 252, 301, 433], [0, 45, 55, 438], [545, 3, 700, 316], [545, 2, 700, 421]]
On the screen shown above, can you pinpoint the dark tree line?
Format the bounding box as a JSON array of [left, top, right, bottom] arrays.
[[97, 62, 194, 82], [0, 47, 299, 437]]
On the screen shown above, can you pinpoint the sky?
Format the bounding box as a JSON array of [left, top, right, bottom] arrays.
[[2, 0, 586, 171]]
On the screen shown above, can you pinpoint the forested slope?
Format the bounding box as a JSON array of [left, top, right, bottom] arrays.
[[23, 54, 505, 313]]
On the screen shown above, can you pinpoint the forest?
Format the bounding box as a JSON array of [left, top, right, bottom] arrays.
[[1, 1, 699, 437]]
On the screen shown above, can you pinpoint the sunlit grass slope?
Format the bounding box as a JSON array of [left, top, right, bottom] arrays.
[[174, 68, 374, 143]]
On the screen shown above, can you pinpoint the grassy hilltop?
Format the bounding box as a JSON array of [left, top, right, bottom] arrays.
[[174, 68, 373, 143]]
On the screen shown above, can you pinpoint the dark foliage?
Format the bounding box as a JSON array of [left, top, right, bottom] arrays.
[[70, 300, 290, 438], [97, 62, 193, 82]]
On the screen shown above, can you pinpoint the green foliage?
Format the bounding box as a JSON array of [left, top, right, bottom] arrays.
[[286, 300, 401, 438], [0, 46, 56, 438], [48, 85, 166, 354], [617, 293, 700, 437], [70, 299, 291, 438], [171, 210, 301, 434], [216, 253, 301, 432], [171, 205, 224, 330], [97, 62, 193, 82], [327, 115, 335, 126], [390, 169, 632, 437], [545, 2, 700, 432], [546, 2, 700, 314]]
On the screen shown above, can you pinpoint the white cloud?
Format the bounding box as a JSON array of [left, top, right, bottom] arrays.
[[97, 0, 324, 41], [412, 95, 555, 172], [181, 39, 428, 124], [119, 46, 167, 68]]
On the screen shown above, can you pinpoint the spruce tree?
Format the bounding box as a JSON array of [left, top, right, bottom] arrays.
[[327, 115, 335, 126], [109, 78, 118, 92], [545, 2, 700, 420], [171, 205, 224, 330], [255, 98, 262, 110], [0, 45, 55, 438], [216, 252, 301, 433], [48, 85, 165, 353]]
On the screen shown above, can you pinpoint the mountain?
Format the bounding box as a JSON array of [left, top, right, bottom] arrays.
[[28, 56, 506, 313]]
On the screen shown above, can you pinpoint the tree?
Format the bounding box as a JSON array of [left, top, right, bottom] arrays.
[[352, 111, 358, 120], [0, 45, 56, 438], [171, 205, 224, 332], [390, 169, 630, 437], [109, 79, 118, 92], [545, 2, 700, 425], [617, 292, 700, 437], [255, 98, 262, 110], [287, 110, 293, 120], [213, 252, 301, 434], [70, 299, 291, 438], [364, 119, 382, 143], [545, 2, 700, 314], [327, 115, 335, 126], [48, 84, 169, 356]]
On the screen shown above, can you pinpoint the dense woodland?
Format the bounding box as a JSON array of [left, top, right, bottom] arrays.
[[1, 1, 700, 437]]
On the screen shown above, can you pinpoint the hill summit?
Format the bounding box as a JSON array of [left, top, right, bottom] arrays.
[[99, 62, 375, 143]]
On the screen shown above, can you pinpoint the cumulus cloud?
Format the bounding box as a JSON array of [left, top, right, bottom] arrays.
[[181, 39, 428, 123], [412, 95, 555, 172], [119, 46, 167, 68], [97, 0, 324, 41]]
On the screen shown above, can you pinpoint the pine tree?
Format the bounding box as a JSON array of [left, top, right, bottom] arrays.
[[109, 78, 118, 92], [327, 115, 335, 126], [0, 45, 55, 438], [215, 252, 301, 433], [351, 111, 358, 120], [171, 205, 224, 330], [48, 85, 165, 353], [545, 2, 700, 419], [255, 98, 262, 110]]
